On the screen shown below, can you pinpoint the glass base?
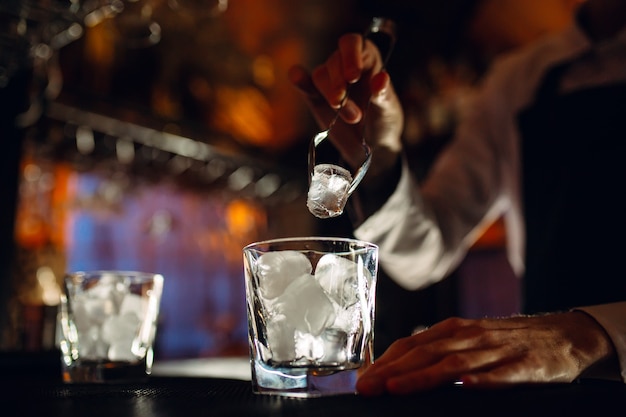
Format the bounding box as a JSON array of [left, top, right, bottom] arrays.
[[62, 358, 150, 383], [251, 360, 360, 397]]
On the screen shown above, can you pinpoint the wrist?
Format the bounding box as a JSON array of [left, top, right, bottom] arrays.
[[567, 311, 619, 380]]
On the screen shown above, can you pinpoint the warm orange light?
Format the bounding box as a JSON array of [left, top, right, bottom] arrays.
[[469, 0, 582, 58], [14, 158, 73, 250], [225, 199, 266, 237], [210, 85, 274, 147]]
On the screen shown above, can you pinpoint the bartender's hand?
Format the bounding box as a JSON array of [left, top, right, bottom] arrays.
[[288, 33, 404, 178], [357, 311, 618, 395]]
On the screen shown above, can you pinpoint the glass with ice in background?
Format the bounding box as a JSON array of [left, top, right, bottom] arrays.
[[243, 237, 378, 397], [58, 271, 164, 383]]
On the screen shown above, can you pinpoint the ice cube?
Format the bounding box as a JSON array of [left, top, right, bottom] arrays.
[[315, 254, 366, 306], [307, 163, 353, 219], [101, 312, 141, 345], [108, 339, 137, 362], [294, 330, 324, 362], [87, 275, 128, 308], [293, 328, 349, 364], [331, 301, 361, 335], [95, 272, 123, 287], [78, 325, 108, 359], [71, 299, 93, 333], [256, 251, 312, 299], [79, 296, 117, 326], [119, 293, 146, 319], [273, 273, 336, 336], [320, 328, 348, 363], [266, 314, 296, 362], [86, 278, 117, 298]]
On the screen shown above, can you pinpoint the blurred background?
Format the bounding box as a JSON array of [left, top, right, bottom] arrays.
[[0, 0, 581, 362]]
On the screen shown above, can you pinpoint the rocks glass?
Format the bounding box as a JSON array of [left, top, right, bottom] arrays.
[[243, 237, 378, 397], [58, 270, 164, 383]]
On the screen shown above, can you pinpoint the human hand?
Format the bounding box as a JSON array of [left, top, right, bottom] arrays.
[[357, 311, 617, 395], [288, 33, 404, 175]]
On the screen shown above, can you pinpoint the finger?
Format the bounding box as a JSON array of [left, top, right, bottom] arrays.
[[363, 71, 396, 128], [366, 335, 424, 368], [366, 330, 487, 380], [326, 50, 351, 102], [334, 35, 381, 119], [309, 33, 365, 108], [336, 69, 390, 125], [358, 348, 462, 396], [323, 50, 350, 107], [337, 100, 363, 124], [288, 64, 346, 128], [369, 318, 475, 368], [357, 325, 484, 395], [361, 322, 523, 388], [311, 63, 346, 109], [369, 71, 391, 102], [337, 33, 365, 83], [383, 345, 521, 395]]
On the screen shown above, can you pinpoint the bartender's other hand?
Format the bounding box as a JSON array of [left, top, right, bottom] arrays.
[[356, 311, 617, 396]]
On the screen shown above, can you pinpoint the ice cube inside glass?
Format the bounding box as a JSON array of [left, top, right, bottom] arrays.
[[58, 270, 164, 383], [243, 237, 378, 397]]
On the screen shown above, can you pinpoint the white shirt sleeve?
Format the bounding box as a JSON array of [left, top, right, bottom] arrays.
[[354, 83, 511, 290], [576, 302, 626, 383], [354, 157, 450, 290], [354, 24, 591, 291]]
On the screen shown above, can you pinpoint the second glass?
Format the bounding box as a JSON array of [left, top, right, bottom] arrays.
[[58, 270, 164, 383]]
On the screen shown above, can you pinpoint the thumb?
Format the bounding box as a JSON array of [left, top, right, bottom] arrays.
[[369, 71, 392, 105]]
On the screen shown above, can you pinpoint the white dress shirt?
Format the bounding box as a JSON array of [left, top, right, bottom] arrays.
[[354, 21, 626, 382]]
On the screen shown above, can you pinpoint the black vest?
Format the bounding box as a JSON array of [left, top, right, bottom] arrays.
[[517, 61, 626, 314]]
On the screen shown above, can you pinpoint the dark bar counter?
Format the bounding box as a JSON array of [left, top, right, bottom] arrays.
[[4, 376, 626, 417], [1, 351, 624, 417]]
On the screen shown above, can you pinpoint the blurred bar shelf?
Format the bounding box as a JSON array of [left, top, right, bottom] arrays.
[[41, 101, 307, 205]]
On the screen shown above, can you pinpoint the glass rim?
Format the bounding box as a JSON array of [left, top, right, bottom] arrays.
[[64, 270, 164, 282], [243, 236, 378, 252]]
